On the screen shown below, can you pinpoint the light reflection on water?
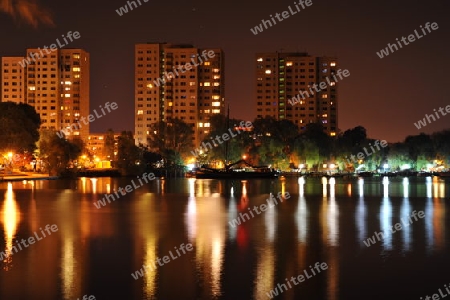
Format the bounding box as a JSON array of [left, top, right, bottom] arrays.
[[0, 176, 447, 299], [1, 183, 20, 271]]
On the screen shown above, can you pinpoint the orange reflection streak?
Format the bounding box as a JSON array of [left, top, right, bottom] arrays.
[[135, 194, 158, 298], [433, 198, 445, 251], [1, 183, 21, 271], [254, 245, 275, 299], [185, 179, 225, 298], [238, 181, 248, 210]]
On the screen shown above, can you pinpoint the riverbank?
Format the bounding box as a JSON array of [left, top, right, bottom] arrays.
[[0, 171, 58, 182]]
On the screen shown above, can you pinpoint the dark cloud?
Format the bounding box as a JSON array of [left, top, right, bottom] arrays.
[[0, 0, 54, 28]]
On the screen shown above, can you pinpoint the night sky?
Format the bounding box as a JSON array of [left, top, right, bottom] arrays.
[[1, 0, 449, 142]]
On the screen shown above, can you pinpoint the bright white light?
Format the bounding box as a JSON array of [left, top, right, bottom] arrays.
[[383, 164, 389, 169], [400, 164, 411, 170]]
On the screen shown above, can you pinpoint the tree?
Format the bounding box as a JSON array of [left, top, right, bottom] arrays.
[[431, 130, 450, 167], [386, 142, 413, 171], [291, 123, 332, 170], [404, 133, 435, 170], [148, 118, 194, 158], [250, 117, 298, 168], [117, 131, 142, 175], [38, 129, 83, 176], [103, 129, 116, 161], [198, 114, 253, 165], [0, 102, 41, 153]]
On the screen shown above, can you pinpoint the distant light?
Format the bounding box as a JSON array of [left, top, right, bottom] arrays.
[[330, 163, 335, 169], [383, 164, 389, 169], [187, 164, 195, 171], [400, 164, 411, 170]]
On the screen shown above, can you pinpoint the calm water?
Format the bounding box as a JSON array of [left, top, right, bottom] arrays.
[[0, 176, 449, 300]]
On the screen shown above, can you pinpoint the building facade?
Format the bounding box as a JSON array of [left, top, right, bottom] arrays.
[[255, 52, 338, 136], [1, 49, 90, 140], [134, 43, 225, 147], [1, 57, 26, 103]]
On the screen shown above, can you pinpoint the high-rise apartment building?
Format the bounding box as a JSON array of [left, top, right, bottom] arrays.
[[135, 43, 225, 147], [1, 49, 90, 140], [255, 52, 338, 136], [1, 57, 26, 103]]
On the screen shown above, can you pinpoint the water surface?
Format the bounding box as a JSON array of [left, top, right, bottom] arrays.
[[0, 176, 448, 299]]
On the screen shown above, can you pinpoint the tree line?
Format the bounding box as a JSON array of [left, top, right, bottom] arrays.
[[1, 102, 449, 176]]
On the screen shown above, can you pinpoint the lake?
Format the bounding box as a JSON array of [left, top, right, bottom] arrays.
[[0, 176, 448, 300]]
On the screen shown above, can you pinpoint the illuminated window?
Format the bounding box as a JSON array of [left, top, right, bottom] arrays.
[[204, 123, 210, 127], [168, 102, 173, 106], [257, 57, 263, 62], [199, 123, 203, 127], [189, 82, 196, 86], [204, 110, 210, 113], [65, 81, 72, 85], [137, 110, 143, 115], [212, 102, 220, 107], [74, 74, 80, 78], [146, 83, 153, 89], [73, 54, 80, 59], [72, 67, 80, 72], [330, 132, 336, 136], [212, 109, 220, 114], [330, 82, 336, 86], [213, 75, 220, 79], [213, 68, 219, 73], [212, 95, 220, 100], [322, 94, 328, 98], [29, 86, 36, 90], [64, 94, 70, 97], [265, 69, 271, 74], [204, 62, 210, 66], [204, 82, 211, 86], [213, 82, 220, 86], [286, 61, 293, 66], [330, 62, 336, 66]]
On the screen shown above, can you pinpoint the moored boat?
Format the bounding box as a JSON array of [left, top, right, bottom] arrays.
[[193, 160, 279, 179]]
